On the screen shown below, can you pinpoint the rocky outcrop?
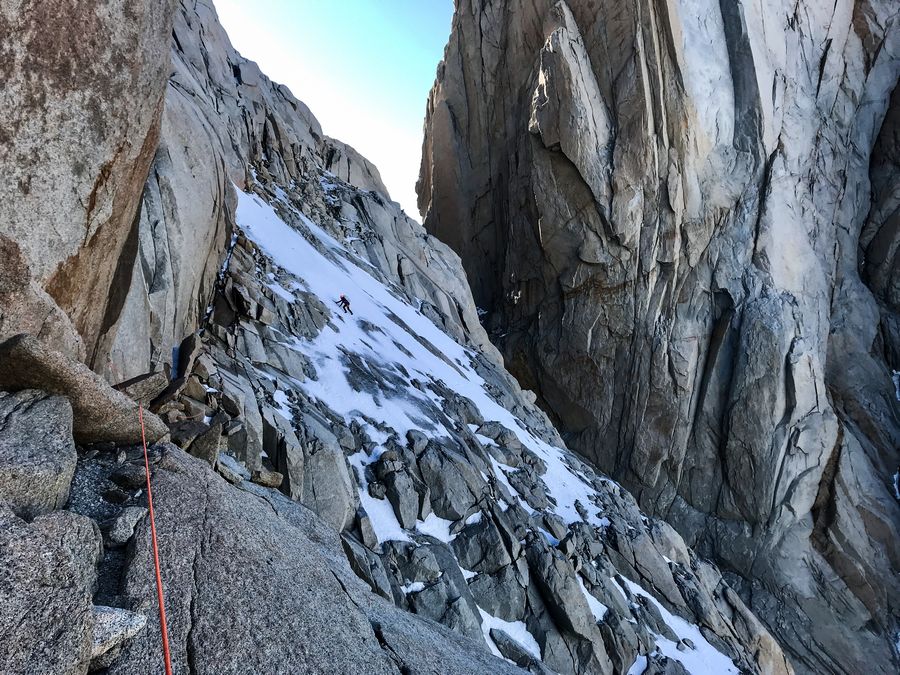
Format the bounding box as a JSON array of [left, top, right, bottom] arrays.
[[419, 1, 900, 672], [102, 446, 522, 675], [170, 164, 789, 674], [0, 502, 101, 674], [0, 390, 75, 518], [0, 0, 177, 362], [0, 334, 168, 445]]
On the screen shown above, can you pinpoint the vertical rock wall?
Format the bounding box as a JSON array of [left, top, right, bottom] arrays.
[[418, 1, 900, 671], [0, 0, 178, 361]]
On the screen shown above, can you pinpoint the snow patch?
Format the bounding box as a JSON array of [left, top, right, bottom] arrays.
[[477, 608, 542, 661], [627, 654, 648, 675], [267, 282, 295, 302], [578, 576, 609, 621], [416, 513, 456, 543], [348, 450, 410, 544], [272, 389, 291, 420], [400, 581, 425, 594], [621, 578, 738, 674]]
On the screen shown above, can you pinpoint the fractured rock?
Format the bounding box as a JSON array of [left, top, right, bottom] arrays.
[[90, 605, 147, 667], [0, 389, 77, 518], [110, 446, 520, 674]]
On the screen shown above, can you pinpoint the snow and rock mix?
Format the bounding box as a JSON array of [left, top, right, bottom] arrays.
[[186, 167, 789, 675]]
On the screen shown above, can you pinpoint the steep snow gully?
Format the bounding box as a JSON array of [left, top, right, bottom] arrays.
[[205, 174, 785, 674]]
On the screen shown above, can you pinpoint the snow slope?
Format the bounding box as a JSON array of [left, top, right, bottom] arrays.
[[231, 186, 742, 674]]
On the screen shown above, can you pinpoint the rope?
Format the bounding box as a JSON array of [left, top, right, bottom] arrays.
[[139, 405, 174, 675]]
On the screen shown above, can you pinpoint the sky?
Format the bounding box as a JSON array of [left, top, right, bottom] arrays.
[[215, 0, 454, 219]]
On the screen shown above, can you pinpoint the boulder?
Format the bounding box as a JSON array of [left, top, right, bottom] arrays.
[[262, 408, 304, 499], [89, 606, 147, 668], [451, 513, 514, 575], [251, 467, 283, 488], [418, 442, 484, 520], [0, 503, 101, 674], [468, 564, 528, 622], [109, 463, 147, 491], [187, 414, 226, 467], [490, 628, 544, 671], [406, 429, 429, 454], [167, 418, 210, 448], [341, 534, 394, 601], [113, 371, 170, 405], [0, 335, 168, 444], [0, 389, 77, 518], [295, 413, 358, 531], [175, 332, 203, 381], [105, 506, 148, 546], [524, 538, 601, 644]]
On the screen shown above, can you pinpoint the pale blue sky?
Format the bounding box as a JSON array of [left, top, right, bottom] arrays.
[[216, 0, 454, 218]]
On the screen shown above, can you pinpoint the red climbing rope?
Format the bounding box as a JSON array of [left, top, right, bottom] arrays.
[[139, 404, 174, 675]]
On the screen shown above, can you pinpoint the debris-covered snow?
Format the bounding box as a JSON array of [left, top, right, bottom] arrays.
[[235, 189, 612, 530]]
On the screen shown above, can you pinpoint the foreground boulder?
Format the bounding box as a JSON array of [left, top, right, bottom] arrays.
[[110, 446, 523, 674], [0, 389, 76, 518], [90, 606, 147, 670], [0, 502, 102, 674], [0, 334, 168, 444]]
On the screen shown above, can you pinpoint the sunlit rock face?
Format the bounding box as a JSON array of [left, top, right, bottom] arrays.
[[418, 1, 900, 672], [0, 0, 177, 363]]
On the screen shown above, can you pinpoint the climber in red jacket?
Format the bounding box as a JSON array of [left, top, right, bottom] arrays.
[[338, 294, 353, 315]]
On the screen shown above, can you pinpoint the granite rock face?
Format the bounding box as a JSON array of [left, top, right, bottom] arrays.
[[0, 0, 177, 363], [419, 1, 900, 672], [0, 390, 76, 518], [0, 502, 101, 674]]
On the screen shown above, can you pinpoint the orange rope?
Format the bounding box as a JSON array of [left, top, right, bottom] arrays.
[[139, 405, 174, 675]]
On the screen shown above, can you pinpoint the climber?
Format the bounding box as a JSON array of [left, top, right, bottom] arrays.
[[337, 294, 353, 315]]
